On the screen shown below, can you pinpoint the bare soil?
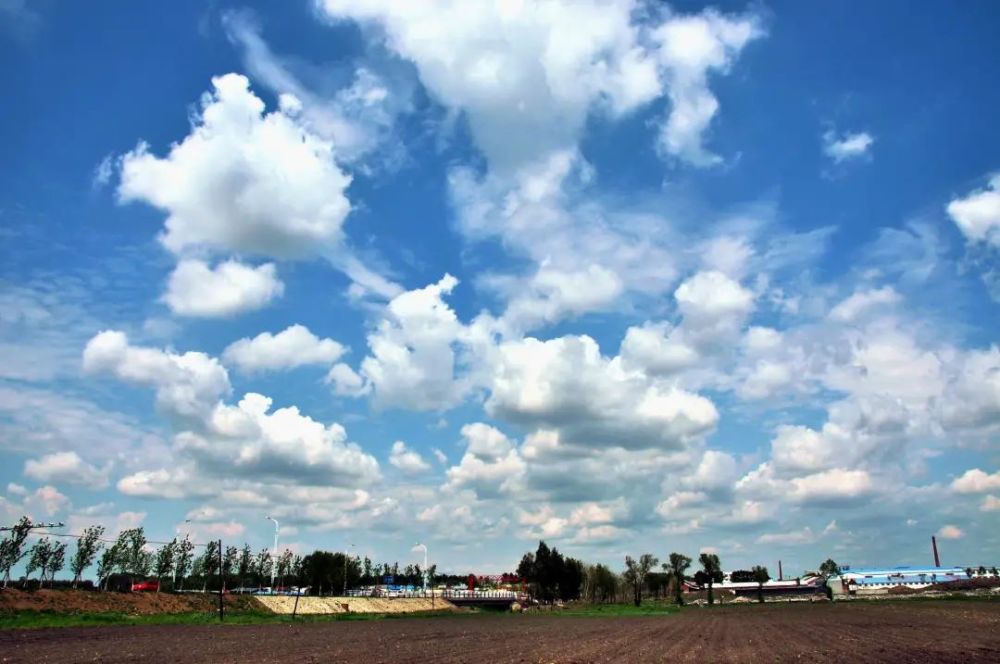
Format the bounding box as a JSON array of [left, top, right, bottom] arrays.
[[1, 600, 999, 663], [0, 589, 263, 616]]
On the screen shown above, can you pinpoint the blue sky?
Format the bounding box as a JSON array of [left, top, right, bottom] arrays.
[[1, 0, 998, 577]]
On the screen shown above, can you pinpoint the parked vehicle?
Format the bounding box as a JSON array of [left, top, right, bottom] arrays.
[[130, 579, 160, 592]]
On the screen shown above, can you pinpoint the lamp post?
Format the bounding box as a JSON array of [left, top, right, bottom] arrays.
[[413, 543, 428, 593], [343, 543, 355, 596], [265, 516, 279, 589]]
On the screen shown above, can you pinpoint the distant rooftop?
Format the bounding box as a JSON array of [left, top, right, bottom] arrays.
[[839, 566, 966, 575]]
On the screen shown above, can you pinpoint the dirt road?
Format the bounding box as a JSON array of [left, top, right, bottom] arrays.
[[2, 601, 998, 663]]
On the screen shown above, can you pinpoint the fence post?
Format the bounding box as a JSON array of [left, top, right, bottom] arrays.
[[292, 586, 301, 620]]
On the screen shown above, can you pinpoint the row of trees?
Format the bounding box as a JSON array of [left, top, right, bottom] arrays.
[[7, 517, 898, 603], [516, 541, 585, 602], [516, 541, 787, 607], [2, 517, 460, 594]]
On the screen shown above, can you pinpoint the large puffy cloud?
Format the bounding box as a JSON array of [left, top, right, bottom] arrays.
[[619, 321, 699, 376], [319, 1, 760, 170], [946, 173, 1000, 247], [486, 334, 718, 450], [83, 330, 231, 422], [85, 332, 380, 506], [388, 441, 430, 474], [736, 463, 876, 507], [951, 469, 1000, 494], [119, 73, 352, 258], [1, 485, 71, 522], [179, 393, 379, 485], [673, 270, 755, 334], [23, 452, 110, 489], [445, 423, 525, 498], [652, 10, 763, 166], [618, 269, 755, 383], [223, 324, 346, 373], [352, 274, 495, 410], [319, 0, 650, 171], [500, 263, 624, 331], [164, 259, 284, 318]]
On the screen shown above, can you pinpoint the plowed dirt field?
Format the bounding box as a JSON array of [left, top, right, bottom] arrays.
[[1, 600, 998, 663]]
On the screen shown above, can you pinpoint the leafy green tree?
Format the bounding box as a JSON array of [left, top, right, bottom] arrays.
[[70, 525, 105, 588], [698, 553, 723, 605], [201, 541, 220, 591], [583, 564, 619, 603], [515, 541, 584, 603], [276, 549, 294, 588], [623, 554, 659, 607], [665, 553, 692, 606], [0, 516, 33, 588], [112, 528, 149, 576], [254, 548, 273, 589], [300, 550, 361, 596], [96, 542, 120, 590], [46, 541, 67, 584], [26, 538, 53, 586], [237, 544, 253, 589], [752, 565, 770, 603], [222, 546, 238, 590], [173, 535, 194, 590], [154, 540, 176, 592], [819, 559, 841, 578]]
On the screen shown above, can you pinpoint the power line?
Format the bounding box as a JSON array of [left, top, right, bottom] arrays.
[[23, 529, 212, 548], [0, 521, 64, 532]]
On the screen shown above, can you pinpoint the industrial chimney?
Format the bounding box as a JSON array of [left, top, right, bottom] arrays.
[[778, 560, 783, 581], [931, 536, 940, 567]]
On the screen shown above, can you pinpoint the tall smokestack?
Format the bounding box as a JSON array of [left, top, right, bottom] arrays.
[[932, 536, 940, 567], [778, 560, 783, 581]]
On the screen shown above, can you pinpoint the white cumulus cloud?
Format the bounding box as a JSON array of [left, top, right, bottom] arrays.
[[937, 524, 964, 540], [83, 330, 231, 422], [388, 441, 430, 474], [823, 130, 874, 163], [223, 324, 345, 372], [951, 468, 1000, 494], [23, 451, 110, 489], [164, 259, 284, 317], [118, 73, 352, 259], [947, 173, 1000, 247]]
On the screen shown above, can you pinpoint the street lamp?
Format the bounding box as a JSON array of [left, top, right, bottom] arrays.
[[265, 516, 279, 589], [413, 543, 428, 593], [343, 543, 355, 596]]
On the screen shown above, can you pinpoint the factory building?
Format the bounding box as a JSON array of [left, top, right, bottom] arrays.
[[827, 566, 969, 597]]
